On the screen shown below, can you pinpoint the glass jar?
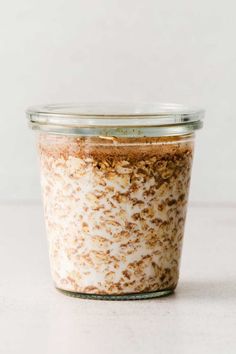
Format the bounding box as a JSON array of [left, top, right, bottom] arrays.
[[27, 103, 204, 300]]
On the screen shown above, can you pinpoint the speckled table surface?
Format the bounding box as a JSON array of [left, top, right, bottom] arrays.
[[0, 202, 236, 354]]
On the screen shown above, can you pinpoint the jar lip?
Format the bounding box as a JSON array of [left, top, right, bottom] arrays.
[[26, 102, 204, 134]]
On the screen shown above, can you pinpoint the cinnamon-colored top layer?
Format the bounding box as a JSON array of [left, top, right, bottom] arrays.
[[38, 133, 194, 161]]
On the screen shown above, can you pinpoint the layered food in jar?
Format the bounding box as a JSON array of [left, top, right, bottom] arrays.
[[38, 134, 194, 296]]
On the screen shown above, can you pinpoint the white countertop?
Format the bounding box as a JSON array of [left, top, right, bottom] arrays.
[[0, 202, 236, 354]]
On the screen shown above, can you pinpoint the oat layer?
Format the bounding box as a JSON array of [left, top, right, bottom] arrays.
[[38, 134, 194, 295]]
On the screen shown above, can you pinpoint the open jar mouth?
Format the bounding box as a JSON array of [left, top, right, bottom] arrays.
[[26, 102, 204, 137]]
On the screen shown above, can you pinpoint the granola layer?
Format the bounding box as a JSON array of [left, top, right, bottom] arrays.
[[38, 134, 194, 295]]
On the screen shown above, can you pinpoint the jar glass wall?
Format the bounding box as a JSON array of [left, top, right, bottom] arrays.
[[27, 103, 204, 299]]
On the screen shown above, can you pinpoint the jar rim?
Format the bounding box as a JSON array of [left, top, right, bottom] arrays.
[[26, 102, 204, 136]]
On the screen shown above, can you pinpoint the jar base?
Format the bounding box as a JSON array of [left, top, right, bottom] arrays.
[[56, 287, 174, 300]]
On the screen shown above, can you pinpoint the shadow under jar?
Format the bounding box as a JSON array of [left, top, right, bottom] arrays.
[[27, 103, 204, 300]]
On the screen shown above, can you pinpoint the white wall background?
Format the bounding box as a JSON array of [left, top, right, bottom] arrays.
[[0, 0, 235, 203]]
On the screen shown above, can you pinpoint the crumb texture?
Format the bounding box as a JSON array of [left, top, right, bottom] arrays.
[[39, 134, 194, 295]]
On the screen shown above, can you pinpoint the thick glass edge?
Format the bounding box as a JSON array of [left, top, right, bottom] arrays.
[[26, 102, 204, 120], [26, 103, 204, 136], [27, 109, 204, 120], [28, 120, 203, 137]]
